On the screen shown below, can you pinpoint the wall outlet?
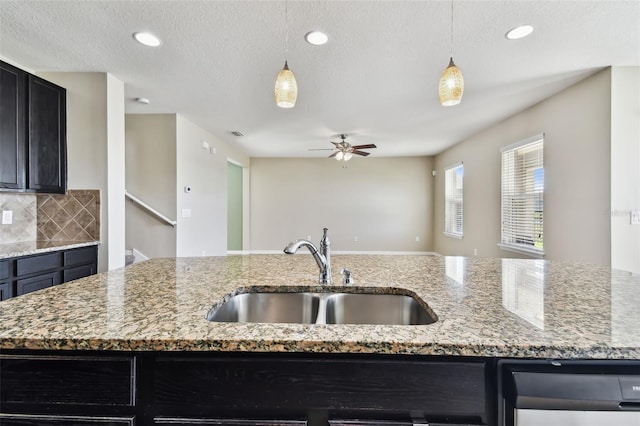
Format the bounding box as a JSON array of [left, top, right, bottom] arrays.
[[631, 210, 640, 225], [354, 236, 358, 242], [2, 210, 13, 225], [181, 208, 192, 218], [415, 236, 420, 242]]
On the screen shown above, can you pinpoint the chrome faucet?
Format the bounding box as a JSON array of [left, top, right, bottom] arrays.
[[284, 227, 333, 284]]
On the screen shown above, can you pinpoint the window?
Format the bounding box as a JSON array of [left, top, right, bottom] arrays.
[[500, 135, 544, 256], [444, 162, 463, 238]]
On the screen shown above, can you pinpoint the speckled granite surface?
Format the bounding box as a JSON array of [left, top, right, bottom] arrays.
[[0, 240, 99, 260], [0, 254, 638, 359]]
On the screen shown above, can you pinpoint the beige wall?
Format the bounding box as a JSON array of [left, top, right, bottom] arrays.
[[250, 157, 434, 252], [434, 69, 612, 266], [175, 114, 250, 257], [38, 72, 125, 272], [611, 67, 640, 274], [125, 114, 177, 259]]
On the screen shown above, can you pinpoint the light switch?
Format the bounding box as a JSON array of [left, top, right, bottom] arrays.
[[181, 208, 192, 218], [631, 210, 640, 225], [2, 210, 13, 225]]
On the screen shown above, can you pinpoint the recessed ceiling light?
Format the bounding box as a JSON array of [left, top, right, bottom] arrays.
[[305, 31, 328, 46], [133, 32, 161, 47], [505, 25, 534, 40], [134, 97, 151, 104]]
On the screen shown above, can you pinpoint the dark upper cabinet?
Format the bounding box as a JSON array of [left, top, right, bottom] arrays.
[[0, 61, 27, 190], [0, 60, 66, 194]]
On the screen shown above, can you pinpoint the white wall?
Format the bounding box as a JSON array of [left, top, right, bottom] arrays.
[[611, 67, 640, 274], [433, 69, 612, 266], [250, 157, 434, 252], [125, 114, 177, 258], [38, 72, 125, 272], [106, 74, 125, 270], [175, 114, 249, 257]]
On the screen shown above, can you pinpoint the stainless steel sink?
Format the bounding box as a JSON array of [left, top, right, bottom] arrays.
[[325, 293, 436, 325], [207, 289, 437, 325], [207, 292, 320, 324]]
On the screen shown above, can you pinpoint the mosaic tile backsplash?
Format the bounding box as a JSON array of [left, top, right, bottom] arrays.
[[0, 194, 38, 243], [37, 190, 100, 242]]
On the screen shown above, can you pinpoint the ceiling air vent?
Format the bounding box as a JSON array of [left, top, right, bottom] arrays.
[[228, 131, 244, 137]]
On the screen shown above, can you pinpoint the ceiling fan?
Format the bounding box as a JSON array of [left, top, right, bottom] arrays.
[[309, 134, 377, 161]]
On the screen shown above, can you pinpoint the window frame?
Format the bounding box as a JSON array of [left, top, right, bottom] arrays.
[[444, 162, 464, 239], [499, 134, 545, 257]]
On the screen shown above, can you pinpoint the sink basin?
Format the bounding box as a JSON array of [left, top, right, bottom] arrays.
[[207, 292, 320, 324], [208, 289, 438, 326], [325, 293, 436, 325]]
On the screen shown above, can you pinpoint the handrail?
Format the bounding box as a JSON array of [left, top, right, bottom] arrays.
[[125, 190, 177, 227]]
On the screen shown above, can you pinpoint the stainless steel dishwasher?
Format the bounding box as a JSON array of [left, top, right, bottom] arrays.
[[498, 359, 640, 426]]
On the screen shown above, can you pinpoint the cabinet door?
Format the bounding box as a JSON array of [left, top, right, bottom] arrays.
[[64, 263, 96, 282], [27, 75, 66, 194], [0, 282, 12, 300], [0, 61, 27, 190], [16, 271, 60, 296]]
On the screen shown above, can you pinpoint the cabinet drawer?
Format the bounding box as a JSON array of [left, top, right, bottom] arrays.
[[0, 282, 13, 300], [16, 252, 61, 277], [16, 272, 60, 296], [0, 355, 135, 407], [64, 246, 97, 267], [154, 357, 487, 419], [0, 414, 135, 426], [0, 259, 9, 279], [64, 263, 96, 282], [155, 420, 306, 426]]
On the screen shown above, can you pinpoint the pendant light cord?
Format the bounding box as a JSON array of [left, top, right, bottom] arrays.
[[285, 0, 289, 59], [449, 0, 454, 58]]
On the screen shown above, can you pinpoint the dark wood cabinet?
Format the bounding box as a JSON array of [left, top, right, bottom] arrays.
[[0, 245, 97, 300], [0, 61, 26, 190], [0, 60, 66, 194], [27, 75, 66, 193], [0, 415, 135, 426], [1, 350, 494, 426]]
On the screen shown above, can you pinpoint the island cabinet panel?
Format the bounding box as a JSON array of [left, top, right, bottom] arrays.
[[152, 355, 488, 424], [0, 414, 135, 426], [0, 355, 136, 408]]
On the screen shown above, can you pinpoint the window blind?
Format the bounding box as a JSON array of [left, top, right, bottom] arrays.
[[445, 162, 463, 238], [501, 136, 544, 255]]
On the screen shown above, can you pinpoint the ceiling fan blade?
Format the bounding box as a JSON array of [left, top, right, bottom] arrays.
[[328, 151, 339, 158], [352, 150, 371, 156], [352, 144, 377, 150]]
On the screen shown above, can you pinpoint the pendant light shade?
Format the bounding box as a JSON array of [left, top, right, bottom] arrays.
[[275, 60, 298, 108], [439, 57, 464, 106]]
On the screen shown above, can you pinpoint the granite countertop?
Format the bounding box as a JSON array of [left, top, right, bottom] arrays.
[[0, 240, 99, 259], [0, 254, 638, 359]]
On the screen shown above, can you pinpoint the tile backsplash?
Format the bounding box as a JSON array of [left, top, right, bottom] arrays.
[[0, 190, 100, 244], [0, 194, 37, 243], [37, 190, 101, 241]]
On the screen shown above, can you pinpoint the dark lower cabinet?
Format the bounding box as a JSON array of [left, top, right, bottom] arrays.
[[1, 351, 496, 426], [16, 271, 60, 296], [0, 414, 135, 426], [0, 245, 97, 300]]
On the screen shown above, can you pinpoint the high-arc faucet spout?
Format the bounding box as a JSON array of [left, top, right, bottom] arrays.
[[284, 227, 333, 284]]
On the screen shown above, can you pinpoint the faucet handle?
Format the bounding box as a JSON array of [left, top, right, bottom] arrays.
[[340, 268, 354, 285]]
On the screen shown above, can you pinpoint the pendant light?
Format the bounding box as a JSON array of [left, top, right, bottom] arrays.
[[439, 0, 464, 106], [275, 0, 298, 108]]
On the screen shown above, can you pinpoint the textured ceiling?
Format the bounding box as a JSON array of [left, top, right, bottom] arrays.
[[1, 0, 638, 158]]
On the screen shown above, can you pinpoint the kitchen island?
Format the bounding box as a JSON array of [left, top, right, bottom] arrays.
[[1, 254, 639, 425]]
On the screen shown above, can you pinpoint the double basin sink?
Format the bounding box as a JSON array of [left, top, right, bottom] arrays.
[[207, 289, 437, 325]]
